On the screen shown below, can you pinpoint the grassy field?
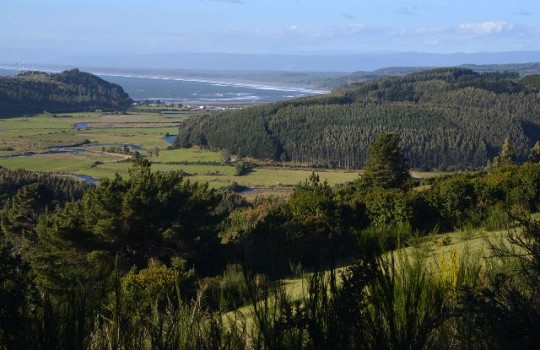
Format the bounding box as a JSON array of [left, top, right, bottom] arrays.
[[0, 110, 446, 190], [156, 148, 223, 163]]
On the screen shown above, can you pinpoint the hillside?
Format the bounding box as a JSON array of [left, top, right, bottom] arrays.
[[176, 68, 540, 170], [0, 69, 132, 118], [321, 62, 540, 89]]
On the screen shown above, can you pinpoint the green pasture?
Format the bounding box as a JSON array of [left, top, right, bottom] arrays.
[[241, 167, 359, 187], [156, 148, 223, 163], [0, 158, 237, 184], [0, 151, 361, 189], [0, 153, 113, 173], [81, 127, 177, 136], [19, 132, 88, 144], [83, 134, 171, 148], [177, 167, 359, 189], [0, 116, 73, 131], [86, 123, 177, 129], [0, 110, 446, 189]]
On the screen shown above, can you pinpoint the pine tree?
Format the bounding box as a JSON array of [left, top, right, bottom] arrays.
[[500, 136, 515, 165], [1, 183, 54, 250], [361, 133, 411, 189]]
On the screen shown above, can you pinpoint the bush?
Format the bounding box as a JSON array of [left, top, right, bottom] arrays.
[[483, 203, 510, 231], [234, 161, 253, 176], [202, 264, 248, 311], [364, 188, 413, 228]]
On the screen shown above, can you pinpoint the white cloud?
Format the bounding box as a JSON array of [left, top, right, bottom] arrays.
[[78, 21, 536, 55], [457, 21, 514, 35]]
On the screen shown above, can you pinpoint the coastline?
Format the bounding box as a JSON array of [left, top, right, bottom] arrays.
[[0, 66, 328, 105], [0, 66, 329, 94]]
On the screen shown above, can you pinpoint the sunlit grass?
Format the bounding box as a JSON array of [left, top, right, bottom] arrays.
[[0, 115, 72, 126], [156, 148, 223, 163], [0, 153, 115, 173], [79, 133, 171, 148], [230, 167, 360, 187]]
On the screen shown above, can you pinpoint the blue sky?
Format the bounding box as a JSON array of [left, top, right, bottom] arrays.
[[1, 0, 539, 55]]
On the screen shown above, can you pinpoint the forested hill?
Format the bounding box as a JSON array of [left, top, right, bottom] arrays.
[[0, 69, 132, 118], [321, 62, 540, 89], [176, 68, 540, 170]]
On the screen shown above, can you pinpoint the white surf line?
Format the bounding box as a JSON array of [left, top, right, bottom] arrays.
[[93, 72, 329, 94], [0, 65, 329, 95]]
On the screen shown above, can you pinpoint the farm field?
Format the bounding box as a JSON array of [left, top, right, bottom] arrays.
[[0, 110, 444, 190]]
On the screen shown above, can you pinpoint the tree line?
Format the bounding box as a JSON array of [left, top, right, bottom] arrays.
[[0, 166, 91, 205]]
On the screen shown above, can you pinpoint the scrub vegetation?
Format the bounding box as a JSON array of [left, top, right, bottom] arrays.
[[1, 131, 540, 349]]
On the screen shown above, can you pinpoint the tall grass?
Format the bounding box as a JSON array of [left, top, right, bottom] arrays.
[[457, 214, 540, 349], [483, 204, 510, 232], [85, 279, 250, 350], [231, 233, 485, 350]]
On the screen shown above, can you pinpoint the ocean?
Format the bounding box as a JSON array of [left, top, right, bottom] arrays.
[[0, 68, 327, 104]]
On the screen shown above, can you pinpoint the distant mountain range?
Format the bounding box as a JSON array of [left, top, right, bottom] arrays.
[[1, 49, 540, 73], [322, 62, 540, 89]]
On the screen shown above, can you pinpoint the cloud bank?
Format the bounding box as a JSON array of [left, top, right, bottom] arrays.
[[458, 22, 514, 35]]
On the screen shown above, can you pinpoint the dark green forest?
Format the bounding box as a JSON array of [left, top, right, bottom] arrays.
[[2, 133, 540, 348], [176, 68, 540, 170], [0, 69, 132, 118]]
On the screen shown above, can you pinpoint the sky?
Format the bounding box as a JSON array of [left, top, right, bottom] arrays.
[[1, 0, 539, 55]]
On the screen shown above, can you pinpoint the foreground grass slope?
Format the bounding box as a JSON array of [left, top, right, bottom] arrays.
[[225, 226, 510, 331]]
